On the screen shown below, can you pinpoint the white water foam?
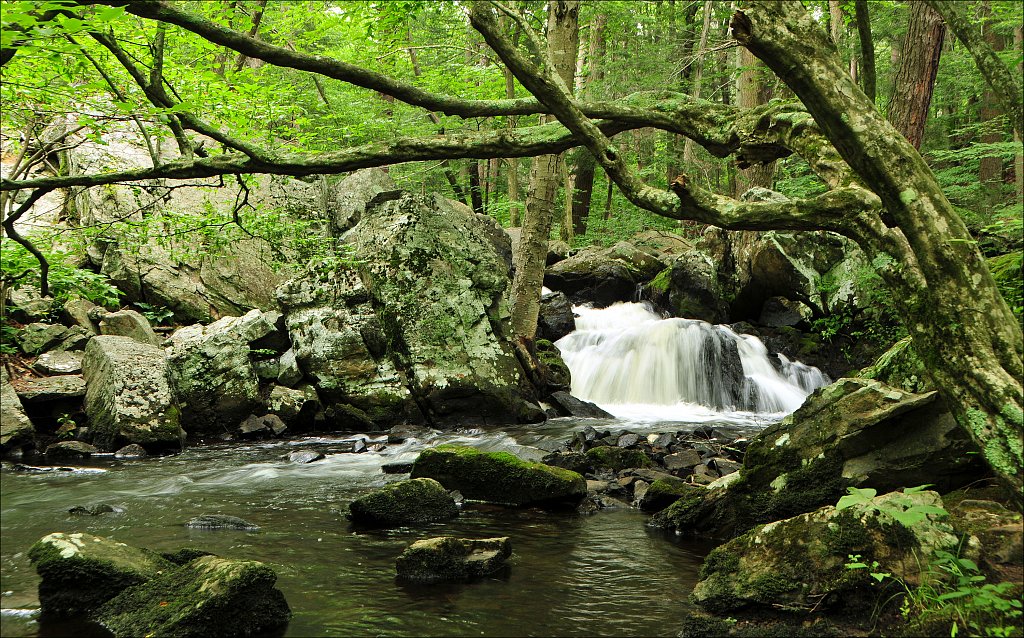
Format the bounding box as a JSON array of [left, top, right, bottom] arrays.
[[555, 302, 829, 422]]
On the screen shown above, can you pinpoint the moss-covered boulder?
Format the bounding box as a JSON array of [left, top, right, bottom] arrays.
[[639, 478, 704, 513], [411, 445, 586, 507], [860, 336, 931, 394], [691, 490, 967, 614], [28, 532, 174, 618], [652, 378, 982, 540], [395, 536, 512, 583], [348, 478, 458, 528], [96, 555, 291, 638], [585, 445, 652, 472]]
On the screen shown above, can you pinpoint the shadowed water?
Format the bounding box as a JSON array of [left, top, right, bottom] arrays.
[[1, 424, 721, 638]]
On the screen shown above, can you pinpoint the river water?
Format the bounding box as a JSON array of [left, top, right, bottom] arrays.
[[0, 303, 828, 637]]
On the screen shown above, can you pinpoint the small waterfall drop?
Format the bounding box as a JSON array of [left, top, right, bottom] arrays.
[[554, 302, 829, 421]]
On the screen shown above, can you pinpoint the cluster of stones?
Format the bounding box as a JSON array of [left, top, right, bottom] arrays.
[[27, 532, 290, 638]]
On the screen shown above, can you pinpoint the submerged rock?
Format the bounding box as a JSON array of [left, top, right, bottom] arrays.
[[96, 554, 291, 638], [691, 490, 967, 614], [411, 445, 586, 508], [68, 503, 124, 516], [288, 450, 325, 464], [82, 336, 183, 451], [28, 532, 173, 617], [185, 515, 260, 531], [395, 536, 512, 583], [348, 477, 459, 528]]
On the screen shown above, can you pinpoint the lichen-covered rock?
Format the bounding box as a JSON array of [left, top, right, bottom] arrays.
[[33, 350, 84, 375], [332, 167, 398, 233], [83, 336, 184, 451], [652, 378, 982, 540], [535, 339, 571, 391], [585, 446, 653, 472], [690, 491, 967, 614], [645, 247, 728, 323], [266, 383, 319, 426], [411, 445, 586, 507], [1, 368, 34, 453], [96, 554, 291, 637], [17, 322, 70, 355], [281, 192, 534, 426], [348, 477, 458, 528], [63, 297, 100, 334], [165, 314, 264, 433], [28, 532, 173, 618], [395, 536, 512, 582], [14, 374, 87, 403], [860, 336, 931, 394], [97, 309, 162, 346]]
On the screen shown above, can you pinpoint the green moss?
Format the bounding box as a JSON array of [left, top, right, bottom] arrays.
[[823, 509, 873, 556], [699, 545, 740, 579], [411, 445, 586, 507], [97, 555, 291, 638], [649, 267, 672, 294], [585, 445, 652, 471], [746, 572, 798, 602], [348, 477, 458, 527]]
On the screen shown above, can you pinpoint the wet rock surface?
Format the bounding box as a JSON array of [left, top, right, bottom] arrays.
[[348, 477, 459, 528], [395, 536, 512, 583], [185, 515, 261, 531]]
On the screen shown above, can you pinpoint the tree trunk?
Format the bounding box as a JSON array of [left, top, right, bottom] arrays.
[[979, 3, 1005, 203], [509, 0, 579, 339], [854, 0, 876, 103], [570, 11, 605, 235], [1016, 25, 1023, 204], [734, 46, 776, 196], [682, 1, 714, 169], [734, 1, 1024, 511], [887, 2, 945, 149]]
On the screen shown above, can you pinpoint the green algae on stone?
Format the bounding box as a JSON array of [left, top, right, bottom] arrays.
[[97, 555, 291, 638], [411, 445, 586, 507], [28, 532, 174, 618], [395, 536, 512, 583], [585, 446, 652, 472], [348, 477, 459, 528]]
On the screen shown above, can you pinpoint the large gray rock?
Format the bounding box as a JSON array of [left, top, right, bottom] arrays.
[[62, 297, 100, 334], [83, 336, 184, 451], [348, 477, 459, 528], [545, 241, 665, 307], [28, 532, 173, 618], [33, 350, 84, 375], [537, 291, 576, 342], [1, 369, 34, 453], [395, 536, 512, 582], [333, 168, 397, 233], [97, 309, 162, 346], [691, 490, 968, 614], [651, 378, 982, 540], [281, 192, 535, 426], [17, 322, 69, 355], [97, 554, 291, 638], [165, 312, 266, 433], [266, 383, 319, 426], [645, 245, 728, 323]]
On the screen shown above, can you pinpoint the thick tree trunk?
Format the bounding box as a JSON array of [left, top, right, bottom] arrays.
[[734, 2, 1024, 510], [854, 0, 876, 104], [508, 0, 579, 339], [734, 47, 775, 196], [979, 3, 1005, 202], [571, 149, 595, 235], [887, 2, 945, 149], [1016, 25, 1023, 204]]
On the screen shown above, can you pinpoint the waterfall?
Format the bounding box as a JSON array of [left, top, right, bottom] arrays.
[[554, 302, 830, 420]]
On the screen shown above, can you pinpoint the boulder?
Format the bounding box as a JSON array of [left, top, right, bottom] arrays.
[[28, 532, 173, 617], [535, 339, 571, 391], [281, 192, 534, 426], [33, 351, 84, 375], [651, 378, 983, 540], [17, 322, 69, 355], [276, 348, 303, 387], [96, 309, 162, 346], [639, 478, 703, 513], [347, 477, 459, 527], [14, 375, 86, 403], [395, 536, 512, 583], [288, 450, 325, 464], [547, 391, 614, 419], [55, 326, 91, 352], [45, 441, 99, 458], [949, 499, 1023, 568], [1, 369, 35, 453], [96, 554, 291, 638], [860, 336, 931, 394], [266, 383, 319, 426], [537, 291, 576, 342], [237, 414, 287, 438], [114, 444, 147, 459], [8, 288, 55, 322], [757, 296, 813, 328], [544, 244, 643, 307], [82, 336, 184, 451], [63, 297, 100, 334], [165, 314, 264, 433], [691, 490, 967, 614], [586, 446, 653, 472], [411, 445, 587, 507], [332, 168, 398, 233], [645, 248, 728, 323]]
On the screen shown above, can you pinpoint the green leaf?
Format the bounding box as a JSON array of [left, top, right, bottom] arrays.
[[902, 484, 934, 494]]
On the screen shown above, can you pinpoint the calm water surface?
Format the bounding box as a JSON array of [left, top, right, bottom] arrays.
[[0, 418, 751, 637]]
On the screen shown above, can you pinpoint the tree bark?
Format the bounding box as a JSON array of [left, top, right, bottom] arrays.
[[734, 46, 775, 196], [854, 0, 876, 104], [508, 0, 579, 340], [979, 3, 1005, 200], [732, 2, 1024, 511], [887, 1, 945, 150]]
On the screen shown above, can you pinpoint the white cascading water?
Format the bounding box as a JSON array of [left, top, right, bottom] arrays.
[[554, 302, 829, 421]]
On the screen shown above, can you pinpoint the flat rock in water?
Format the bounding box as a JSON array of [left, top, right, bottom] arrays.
[[45, 441, 99, 458], [381, 461, 414, 474], [69, 503, 124, 516], [288, 450, 325, 464], [185, 515, 260, 531], [34, 351, 84, 375], [547, 391, 614, 419], [15, 375, 87, 403], [395, 536, 512, 583], [114, 444, 148, 459]]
